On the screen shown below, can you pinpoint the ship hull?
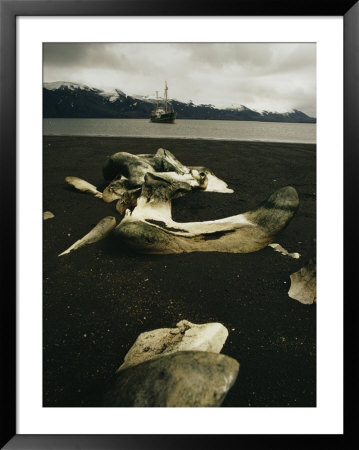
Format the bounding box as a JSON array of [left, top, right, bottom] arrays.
[[150, 112, 177, 124]]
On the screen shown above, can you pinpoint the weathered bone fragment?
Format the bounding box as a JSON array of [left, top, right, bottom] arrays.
[[102, 177, 141, 215], [103, 152, 154, 185], [115, 192, 140, 216], [288, 257, 316, 304], [103, 171, 204, 206], [151, 148, 190, 174], [117, 320, 229, 372], [188, 166, 233, 193], [269, 243, 300, 259], [103, 351, 239, 407], [58, 216, 116, 256], [102, 177, 132, 203], [113, 182, 299, 254], [114, 173, 193, 228], [65, 176, 103, 198], [64, 149, 232, 221], [102, 148, 190, 183], [102, 149, 232, 195]]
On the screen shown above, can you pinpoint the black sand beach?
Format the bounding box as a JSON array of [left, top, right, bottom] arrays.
[[43, 136, 316, 407]]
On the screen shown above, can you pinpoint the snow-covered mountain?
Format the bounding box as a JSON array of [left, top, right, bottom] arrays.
[[43, 81, 98, 92], [43, 81, 316, 123], [44, 82, 126, 103], [99, 88, 127, 103]]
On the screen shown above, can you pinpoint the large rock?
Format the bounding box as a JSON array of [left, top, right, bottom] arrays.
[[117, 320, 228, 371], [103, 351, 239, 407]]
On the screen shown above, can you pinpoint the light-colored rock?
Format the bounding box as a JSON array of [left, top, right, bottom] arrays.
[[288, 257, 316, 304], [104, 351, 239, 407], [117, 320, 229, 372], [43, 211, 55, 220]]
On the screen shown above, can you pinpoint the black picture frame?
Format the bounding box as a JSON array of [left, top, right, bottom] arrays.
[[1, 1, 356, 448]]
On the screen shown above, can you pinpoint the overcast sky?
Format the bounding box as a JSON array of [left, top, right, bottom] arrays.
[[43, 43, 316, 117]]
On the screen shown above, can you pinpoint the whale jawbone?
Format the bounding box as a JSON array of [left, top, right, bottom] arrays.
[[112, 186, 298, 254], [244, 186, 299, 235], [113, 217, 273, 254]]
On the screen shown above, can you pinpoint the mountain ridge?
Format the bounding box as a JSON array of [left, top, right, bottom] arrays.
[[43, 82, 316, 123]]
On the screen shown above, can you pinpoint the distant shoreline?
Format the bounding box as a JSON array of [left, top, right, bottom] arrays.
[[43, 117, 316, 124], [43, 134, 316, 145]]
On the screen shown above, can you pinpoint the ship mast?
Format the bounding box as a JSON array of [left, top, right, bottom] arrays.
[[165, 81, 168, 113], [155, 91, 159, 110]]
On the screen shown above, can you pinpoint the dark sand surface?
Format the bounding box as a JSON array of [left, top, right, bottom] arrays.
[[43, 136, 316, 407]]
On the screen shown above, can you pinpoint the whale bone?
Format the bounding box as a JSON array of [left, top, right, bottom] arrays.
[[58, 216, 116, 256], [103, 351, 239, 407], [65, 176, 103, 198], [269, 243, 300, 259], [113, 185, 299, 254], [288, 257, 316, 304], [117, 320, 229, 372]]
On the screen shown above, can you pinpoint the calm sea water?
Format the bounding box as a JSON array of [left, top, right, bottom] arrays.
[[43, 118, 316, 144]]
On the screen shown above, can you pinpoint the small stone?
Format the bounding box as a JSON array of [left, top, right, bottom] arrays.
[[43, 211, 55, 220]]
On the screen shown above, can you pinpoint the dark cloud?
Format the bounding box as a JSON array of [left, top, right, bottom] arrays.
[[43, 43, 316, 116], [184, 43, 275, 69]]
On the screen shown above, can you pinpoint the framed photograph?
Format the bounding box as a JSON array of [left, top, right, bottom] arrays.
[[1, 1, 356, 448]]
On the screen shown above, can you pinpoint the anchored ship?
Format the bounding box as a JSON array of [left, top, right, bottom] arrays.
[[150, 81, 177, 123]]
